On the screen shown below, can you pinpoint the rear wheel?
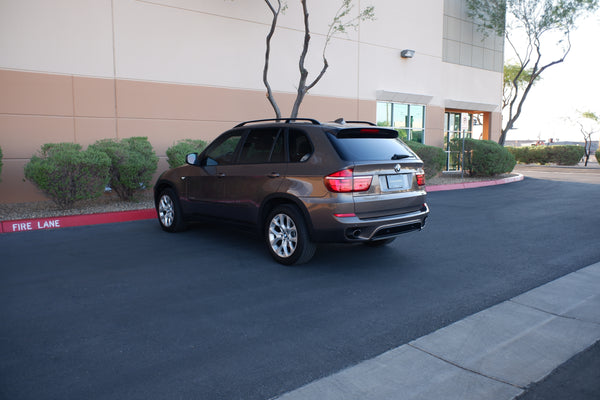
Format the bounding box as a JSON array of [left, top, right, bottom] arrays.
[[265, 205, 316, 265], [157, 188, 187, 232]]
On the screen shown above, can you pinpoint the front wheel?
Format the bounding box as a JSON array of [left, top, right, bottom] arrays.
[[157, 188, 187, 232], [265, 205, 316, 265]]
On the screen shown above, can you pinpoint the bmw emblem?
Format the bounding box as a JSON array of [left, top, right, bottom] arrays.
[[394, 164, 402, 173]]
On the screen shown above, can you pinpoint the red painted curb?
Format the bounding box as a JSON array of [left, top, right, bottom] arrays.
[[0, 175, 523, 233], [1, 208, 157, 234], [426, 174, 524, 192]]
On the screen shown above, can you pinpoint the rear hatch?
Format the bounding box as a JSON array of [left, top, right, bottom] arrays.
[[326, 127, 426, 219]]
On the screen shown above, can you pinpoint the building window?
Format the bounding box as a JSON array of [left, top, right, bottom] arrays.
[[376, 102, 426, 143], [442, 0, 504, 72]]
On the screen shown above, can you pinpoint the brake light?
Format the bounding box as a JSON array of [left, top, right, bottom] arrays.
[[360, 128, 380, 134], [416, 173, 425, 187], [324, 168, 372, 193]]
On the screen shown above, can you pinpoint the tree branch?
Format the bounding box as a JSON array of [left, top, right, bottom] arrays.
[[263, 0, 282, 119], [290, 0, 312, 119]]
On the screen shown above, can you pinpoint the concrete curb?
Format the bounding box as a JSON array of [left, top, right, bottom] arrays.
[[426, 174, 524, 192], [0, 174, 524, 234], [0, 208, 156, 234], [273, 262, 600, 400]]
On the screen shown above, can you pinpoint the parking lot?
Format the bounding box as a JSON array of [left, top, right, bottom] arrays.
[[1, 177, 600, 399]]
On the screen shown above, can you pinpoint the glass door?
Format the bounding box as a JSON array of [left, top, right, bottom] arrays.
[[444, 112, 473, 171]]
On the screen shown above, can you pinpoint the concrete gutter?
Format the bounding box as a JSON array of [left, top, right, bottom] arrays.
[[273, 262, 600, 400]]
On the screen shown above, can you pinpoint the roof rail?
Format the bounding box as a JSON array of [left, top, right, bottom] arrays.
[[234, 118, 321, 128], [333, 118, 376, 126]]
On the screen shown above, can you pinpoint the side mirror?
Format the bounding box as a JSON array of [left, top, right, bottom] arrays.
[[185, 153, 198, 165]]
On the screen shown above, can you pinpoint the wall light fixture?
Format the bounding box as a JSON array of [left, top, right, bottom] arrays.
[[401, 49, 415, 58]]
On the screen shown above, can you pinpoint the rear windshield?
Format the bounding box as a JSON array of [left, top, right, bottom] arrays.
[[326, 132, 416, 162]]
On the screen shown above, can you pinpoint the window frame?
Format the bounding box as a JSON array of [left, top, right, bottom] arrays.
[[376, 101, 426, 143]]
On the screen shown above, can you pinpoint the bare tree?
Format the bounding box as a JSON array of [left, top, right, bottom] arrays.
[[262, 0, 374, 119], [466, 0, 599, 146], [575, 111, 599, 166]]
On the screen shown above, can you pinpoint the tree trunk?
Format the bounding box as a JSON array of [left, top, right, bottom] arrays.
[[263, 0, 282, 119], [290, 0, 329, 119]]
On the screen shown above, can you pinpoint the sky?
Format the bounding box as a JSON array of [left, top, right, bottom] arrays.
[[504, 9, 600, 143]]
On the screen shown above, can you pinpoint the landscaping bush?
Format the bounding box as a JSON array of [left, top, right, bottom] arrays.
[[547, 145, 584, 165], [166, 139, 208, 168], [405, 140, 445, 179], [596, 148, 600, 166], [507, 145, 584, 166], [24, 143, 111, 208], [450, 138, 516, 176], [89, 137, 159, 201], [506, 146, 544, 164]]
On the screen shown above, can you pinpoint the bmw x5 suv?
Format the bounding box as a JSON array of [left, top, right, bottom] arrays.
[[154, 118, 429, 265]]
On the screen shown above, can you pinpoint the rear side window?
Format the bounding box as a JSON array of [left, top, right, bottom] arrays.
[[289, 129, 313, 163], [327, 133, 415, 162]]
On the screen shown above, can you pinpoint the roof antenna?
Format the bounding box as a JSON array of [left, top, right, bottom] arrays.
[[334, 118, 346, 124]]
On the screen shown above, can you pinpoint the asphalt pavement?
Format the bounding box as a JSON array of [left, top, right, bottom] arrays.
[[274, 262, 600, 399], [513, 160, 600, 184], [1, 165, 599, 400]]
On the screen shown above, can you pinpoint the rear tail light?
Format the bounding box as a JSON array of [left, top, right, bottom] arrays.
[[324, 168, 372, 193], [416, 173, 425, 187]]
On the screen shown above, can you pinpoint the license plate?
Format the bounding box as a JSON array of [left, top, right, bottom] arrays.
[[386, 174, 409, 190]]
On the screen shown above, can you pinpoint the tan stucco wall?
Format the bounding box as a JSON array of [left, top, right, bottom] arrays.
[[0, 69, 377, 203], [425, 105, 446, 148]]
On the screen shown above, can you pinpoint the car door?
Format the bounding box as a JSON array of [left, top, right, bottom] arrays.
[[186, 131, 244, 218], [220, 127, 287, 224]]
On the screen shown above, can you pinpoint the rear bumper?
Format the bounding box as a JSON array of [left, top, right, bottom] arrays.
[[309, 203, 429, 243]]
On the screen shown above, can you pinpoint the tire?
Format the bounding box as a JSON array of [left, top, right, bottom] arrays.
[[265, 204, 316, 265], [157, 188, 187, 232], [364, 237, 396, 247]]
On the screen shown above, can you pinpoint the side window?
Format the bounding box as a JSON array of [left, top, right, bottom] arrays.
[[270, 131, 285, 163], [204, 132, 243, 166], [289, 129, 313, 162], [238, 128, 283, 164]]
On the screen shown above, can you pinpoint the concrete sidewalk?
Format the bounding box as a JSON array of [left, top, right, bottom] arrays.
[[273, 262, 600, 400]]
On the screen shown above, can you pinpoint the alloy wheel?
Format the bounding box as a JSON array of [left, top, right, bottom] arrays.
[[269, 213, 298, 258], [158, 194, 175, 228]]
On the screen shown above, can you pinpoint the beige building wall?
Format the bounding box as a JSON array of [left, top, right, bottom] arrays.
[[0, 0, 503, 204]]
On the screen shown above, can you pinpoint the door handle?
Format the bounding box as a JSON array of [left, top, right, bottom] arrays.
[[268, 172, 280, 178], [217, 172, 226, 178]]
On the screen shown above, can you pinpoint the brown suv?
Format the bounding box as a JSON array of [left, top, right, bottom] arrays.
[[154, 118, 429, 264]]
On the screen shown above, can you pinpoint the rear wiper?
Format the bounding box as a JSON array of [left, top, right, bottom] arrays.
[[391, 154, 410, 160]]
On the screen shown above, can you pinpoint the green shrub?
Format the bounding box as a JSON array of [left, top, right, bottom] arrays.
[[450, 138, 516, 176], [24, 143, 111, 208], [166, 139, 208, 168], [596, 149, 600, 166], [507, 147, 545, 164], [547, 145, 584, 165], [405, 140, 446, 179], [89, 137, 159, 201], [508, 145, 584, 166]]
